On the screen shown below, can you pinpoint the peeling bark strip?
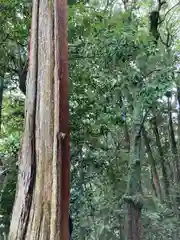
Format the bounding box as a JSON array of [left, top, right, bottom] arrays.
[[8, 0, 70, 239], [8, 0, 39, 238], [54, 0, 70, 239]]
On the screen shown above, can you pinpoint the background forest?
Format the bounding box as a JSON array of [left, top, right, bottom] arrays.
[[0, 0, 180, 239]]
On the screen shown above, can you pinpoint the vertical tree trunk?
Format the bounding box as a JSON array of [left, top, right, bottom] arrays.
[[167, 95, 180, 182], [0, 78, 4, 133], [8, 0, 70, 239], [125, 102, 143, 240], [177, 87, 180, 161], [167, 95, 180, 209], [142, 127, 162, 201], [151, 116, 170, 200], [150, 168, 157, 197]]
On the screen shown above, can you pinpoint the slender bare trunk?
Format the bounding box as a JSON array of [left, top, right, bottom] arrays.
[[151, 116, 170, 200], [142, 127, 162, 201], [177, 87, 180, 160], [167, 96, 180, 181], [167, 95, 180, 211], [0, 78, 4, 133]]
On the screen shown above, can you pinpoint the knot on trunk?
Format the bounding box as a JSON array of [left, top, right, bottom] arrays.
[[123, 193, 143, 209]]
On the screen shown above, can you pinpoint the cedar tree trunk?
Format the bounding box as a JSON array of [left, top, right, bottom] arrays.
[[8, 0, 70, 239]]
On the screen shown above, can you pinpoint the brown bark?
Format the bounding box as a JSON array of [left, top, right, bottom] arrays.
[[55, 0, 70, 237], [151, 116, 170, 200], [142, 127, 162, 201], [150, 168, 157, 197], [127, 203, 141, 240], [167, 96, 180, 183], [124, 121, 130, 152], [0, 78, 4, 133], [19, 63, 28, 95], [8, 0, 70, 239], [177, 87, 180, 159], [167, 95, 180, 210]]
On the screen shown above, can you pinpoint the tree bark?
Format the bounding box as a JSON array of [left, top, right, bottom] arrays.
[[19, 63, 28, 95], [126, 102, 143, 240], [167, 96, 180, 184], [177, 87, 180, 162], [167, 95, 180, 209], [8, 0, 70, 239], [142, 127, 162, 201], [151, 115, 170, 200], [0, 77, 4, 133]]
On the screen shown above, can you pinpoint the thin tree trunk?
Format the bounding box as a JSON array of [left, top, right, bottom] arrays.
[[151, 116, 170, 200], [167, 95, 180, 210], [177, 87, 180, 160], [124, 121, 130, 152], [167, 96, 180, 183], [8, 0, 70, 239], [0, 78, 4, 133], [19, 63, 28, 95], [150, 168, 157, 197], [142, 127, 162, 201]]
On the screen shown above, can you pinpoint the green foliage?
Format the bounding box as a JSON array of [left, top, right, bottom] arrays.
[[0, 134, 20, 234]]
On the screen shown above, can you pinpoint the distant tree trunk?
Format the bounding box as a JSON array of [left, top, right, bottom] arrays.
[[125, 102, 143, 240], [177, 87, 180, 160], [167, 94, 180, 208], [19, 62, 28, 95], [150, 168, 157, 197], [167, 95, 180, 181], [8, 0, 70, 239], [151, 116, 170, 200], [0, 78, 4, 133], [142, 127, 162, 201]]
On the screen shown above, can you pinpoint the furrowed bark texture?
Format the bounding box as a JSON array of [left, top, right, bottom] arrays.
[[8, 0, 70, 239]]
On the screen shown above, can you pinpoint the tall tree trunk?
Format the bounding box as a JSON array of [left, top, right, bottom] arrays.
[[19, 63, 28, 95], [167, 95, 180, 209], [150, 168, 157, 197], [177, 87, 180, 160], [151, 116, 170, 200], [167, 95, 180, 183], [142, 127, 162, 201], [0, 78, 4, 133], [8, 0, 70, 239], [125, 102, 143, 240]]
